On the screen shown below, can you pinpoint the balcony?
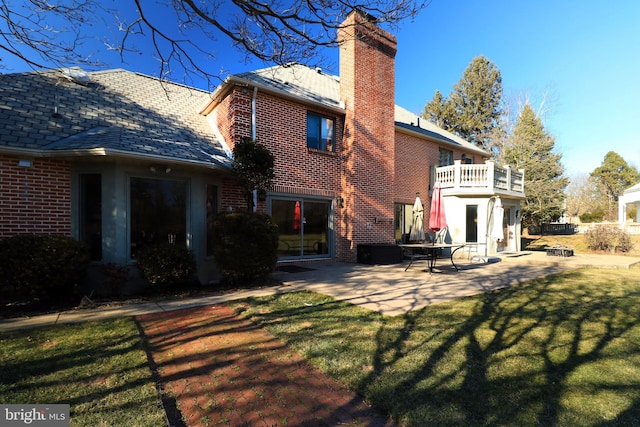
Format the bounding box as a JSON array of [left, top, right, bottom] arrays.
[[434, 160, 525, 198]]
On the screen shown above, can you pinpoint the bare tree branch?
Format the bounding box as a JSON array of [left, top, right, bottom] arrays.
[[0, 0, 428, 87], [0, 0, 104, 69]]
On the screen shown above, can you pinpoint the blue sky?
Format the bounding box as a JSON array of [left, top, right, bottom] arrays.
[[2, 0, 639, 177], [392, 1, 640, 178]]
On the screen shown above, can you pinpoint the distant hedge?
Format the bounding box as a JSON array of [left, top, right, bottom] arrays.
[[0, 234, 90, 301]]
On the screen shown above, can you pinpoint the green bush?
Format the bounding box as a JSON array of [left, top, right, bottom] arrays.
[[585, 225, 633, 253], [579, 210, 606, 223], [0, 234, 90, 301], [211, 212, 279, 285], [135, 243, 196, 286]]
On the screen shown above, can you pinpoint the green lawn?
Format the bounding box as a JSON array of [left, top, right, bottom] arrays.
[[2, 267, 640, 426], [523, 233, 640, 257], [0, 318, 166, 426], [234, 267, 640, 426]]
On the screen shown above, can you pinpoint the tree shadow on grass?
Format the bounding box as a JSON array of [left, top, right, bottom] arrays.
[[202, 269, 640, 426], [0, 319, 167, 425], [355, 270, 640, 426]]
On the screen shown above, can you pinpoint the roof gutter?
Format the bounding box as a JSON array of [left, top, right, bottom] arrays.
[[251, 86, 258, 140], [0, 147, 232, 172], [395, 123, 490, 158]]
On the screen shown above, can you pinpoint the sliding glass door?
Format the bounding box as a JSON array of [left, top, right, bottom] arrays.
[[271, 198, 331, 259]]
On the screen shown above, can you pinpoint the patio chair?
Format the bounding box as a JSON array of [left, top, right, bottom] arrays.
[[433, 227, 448, 243], [461, 242, 487, 262], [403, 246, 433, 271]]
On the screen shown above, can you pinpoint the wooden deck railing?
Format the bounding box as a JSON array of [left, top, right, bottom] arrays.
[[435, 160, 525, 195]]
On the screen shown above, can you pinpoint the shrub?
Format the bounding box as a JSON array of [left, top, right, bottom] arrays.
[[585, 225, 633, 253], [579, 210, 606, 223], [104, 263, 131, 297], [211, 211, 279, 285], [135, 243, 196, 286], [0, 234, 90, 301]]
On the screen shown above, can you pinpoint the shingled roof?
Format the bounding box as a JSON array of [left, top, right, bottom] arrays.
[[0, 68, 231, 169], [210, 63, 489, 157], [1, 65, 489, 166]]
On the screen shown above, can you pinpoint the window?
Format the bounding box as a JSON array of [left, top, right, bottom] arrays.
[[439, 148, 453, 166], [130, 177, 187, 258], [80, 173, 102, 261], [461, 154, 474, 164], [206, 184, 218, 257], [394, 203, 414, 243], [271, 198, 330, 258], [307, 112, 335, 151], [466, 205, 478, 242]]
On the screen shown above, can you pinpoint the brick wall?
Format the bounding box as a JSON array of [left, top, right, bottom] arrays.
[[394, 132, 438, 205], [395, 132, 481, 219], [0, 154, 71, 237], [215, 86, 254, 212], [217, 88, 344, 216], [213, 86, 253, 153], [338, 11, 398, 261], [256, 93, 342, 195], [212, 12, 486, 263]]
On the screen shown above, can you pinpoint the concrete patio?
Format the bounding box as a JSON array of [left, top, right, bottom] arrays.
[[2, 251, 638, 331]]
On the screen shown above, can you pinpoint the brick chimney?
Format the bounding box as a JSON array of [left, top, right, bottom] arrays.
[[338, 10, 397, 261]]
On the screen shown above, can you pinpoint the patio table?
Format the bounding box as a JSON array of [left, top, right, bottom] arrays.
[[399, 243, 465, 273]]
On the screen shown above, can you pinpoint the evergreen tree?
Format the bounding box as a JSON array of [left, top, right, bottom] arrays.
[[422, 55, 504, 150], [590, 151, 640, 220], [232, 137, 275, 212], [422, 90, 455, 130], [502, 104, 568, 228]]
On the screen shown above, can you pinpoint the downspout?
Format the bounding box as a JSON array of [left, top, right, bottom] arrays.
[[251, 86, 258, 212], [251, 86, 258, 140]]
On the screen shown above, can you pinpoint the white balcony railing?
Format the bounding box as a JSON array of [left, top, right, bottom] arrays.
[[435, 160, 525, 196]]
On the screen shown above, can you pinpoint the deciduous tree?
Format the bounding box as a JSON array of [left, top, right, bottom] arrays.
[[564, 173, 607, 222], [0, 0, 426, 85]]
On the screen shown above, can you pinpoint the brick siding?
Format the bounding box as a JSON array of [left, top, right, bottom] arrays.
[[256, 93, 342, 195], [338, 11, 398, 261], [213, 11, 482, 263], [0, 154, 71, 238], [395, 132, 479, 216]]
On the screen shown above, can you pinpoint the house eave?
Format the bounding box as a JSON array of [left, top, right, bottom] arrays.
[[200, 75, 346, 116], [395, 123, 490, 158], [441, 188, 527, 200], [0, 147, 232, 172]]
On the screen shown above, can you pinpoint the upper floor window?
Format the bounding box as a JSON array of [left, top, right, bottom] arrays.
[[307, 112, 335, 152], [461, 154, 474, 164], [439, 148, 453, 166]]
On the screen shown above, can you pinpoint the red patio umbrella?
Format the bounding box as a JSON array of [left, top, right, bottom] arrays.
[[428, 182, 447, 233], [293, 201, 301, 231]]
